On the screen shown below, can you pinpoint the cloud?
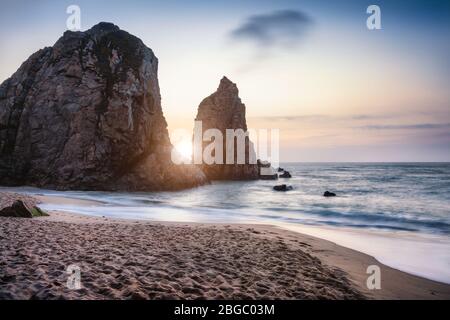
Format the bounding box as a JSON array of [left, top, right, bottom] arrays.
[[250, 114, 328, 122], [357, 123, 450, 130], [230, 10, 313, 48], [250, 114, 397, 122], [350, 114, 397, 120]]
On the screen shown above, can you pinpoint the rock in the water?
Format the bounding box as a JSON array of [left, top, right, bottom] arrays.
[[279, 171, 292, 178], [0, 22, 207, 191], [258, 160, 279, 179], [257, 159, 271, 168], [277, 167, 284, 172], [194, 77, 259, 180], [273, 184, 293, 192], [260, 173, 278, 180], [323, 191, 336, 197], [0, 200, 48, 218]]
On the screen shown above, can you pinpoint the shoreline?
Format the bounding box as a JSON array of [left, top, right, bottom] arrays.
[[278, 222, 450, 285], [1, 192, 449, 299], [31, 191, 450, 285]]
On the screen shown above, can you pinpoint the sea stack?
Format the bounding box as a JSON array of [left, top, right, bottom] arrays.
[[0, 22, 206, 191], [194, 77, 259, 180]]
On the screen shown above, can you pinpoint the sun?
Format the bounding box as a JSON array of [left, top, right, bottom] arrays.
[[174, 140, 193, 161]]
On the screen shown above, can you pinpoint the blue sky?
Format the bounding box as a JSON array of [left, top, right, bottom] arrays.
[[0, 0, 449, 161]]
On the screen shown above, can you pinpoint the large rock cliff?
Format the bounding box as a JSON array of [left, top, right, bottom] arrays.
[[195, 77, 259, 180], [0, 22, 206, 191]]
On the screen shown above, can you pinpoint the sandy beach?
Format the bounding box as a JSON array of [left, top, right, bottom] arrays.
[[1, 192, 449, 300]]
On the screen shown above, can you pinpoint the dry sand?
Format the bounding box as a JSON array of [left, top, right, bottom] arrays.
[[1, 192, 449, 300], [0, 192, 39, 208]]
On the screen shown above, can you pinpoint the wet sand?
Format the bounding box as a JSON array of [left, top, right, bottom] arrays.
[[1, 192, 449, 300]]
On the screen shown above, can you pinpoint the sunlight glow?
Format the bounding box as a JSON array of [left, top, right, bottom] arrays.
[[173, 139, 193, 161]]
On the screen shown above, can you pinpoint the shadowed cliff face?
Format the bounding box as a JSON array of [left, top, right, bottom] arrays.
[[195, 77, 259, 180], [0, 22, 207, 191]]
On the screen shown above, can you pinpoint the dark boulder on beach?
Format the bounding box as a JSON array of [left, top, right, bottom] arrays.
[[0, 200, 48, 218], [277, 167, 284, 172], [273, 184, 293, 191], [0, 22, 207, 191], [323, 191, 336, 197], [279, 171, 292, 178]]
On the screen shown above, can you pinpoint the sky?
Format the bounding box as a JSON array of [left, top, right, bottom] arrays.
[[0, 0, 449, 162]]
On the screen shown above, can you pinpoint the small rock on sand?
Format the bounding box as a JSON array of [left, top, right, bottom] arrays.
[[0, 200, 48, 218]]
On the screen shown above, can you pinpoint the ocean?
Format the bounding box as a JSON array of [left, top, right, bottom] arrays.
[[5, 163, 450, 283]]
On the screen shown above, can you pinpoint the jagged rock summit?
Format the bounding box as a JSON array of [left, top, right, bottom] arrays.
[[0, 22, 206, 191], [195, 76, 259, 180]]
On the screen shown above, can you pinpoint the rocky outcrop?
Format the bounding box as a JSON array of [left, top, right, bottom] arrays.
[[273, 184, 293, 192], [257, 160, 278, 180], [194, 77, 259, 180], [0, 22, 206, 191], [279, 171, 292, 178], [0, 200, 48, 218]]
